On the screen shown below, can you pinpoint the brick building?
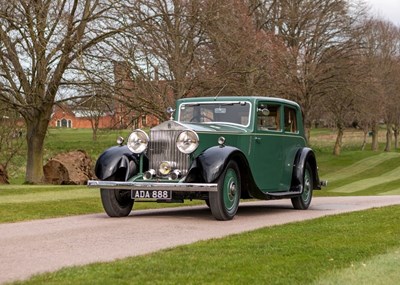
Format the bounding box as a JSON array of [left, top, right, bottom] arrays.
[[49, 62, 161, 130], [49, 105, 116, 129]]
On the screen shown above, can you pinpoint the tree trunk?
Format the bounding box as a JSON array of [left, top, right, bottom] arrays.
[[90, 116, 100, 142], [24, 112, 51, 184], [0, 164, 9, 184], [371, 123, 379, 151], [333, 125, 344, 156], [384, 123, 392, 152], [394, 128, 399, 149], [361, 127, 368, 151], [304, 118, 312, 145], [92, 129, 98, 141]]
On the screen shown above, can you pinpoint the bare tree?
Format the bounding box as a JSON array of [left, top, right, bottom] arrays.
[[356, 83, 383, 151], [392, 60, 400, 149], [71, 82, 114, 141], [321, 53, 363, 155], [108, 0, 210, 121], [252, 0, 368, 141], [194, 0, 288, 97], [0, 0, 123, 183], [112, 0, 288, 120], [358, 19, 400, 151], [379, 24, 400, 152]]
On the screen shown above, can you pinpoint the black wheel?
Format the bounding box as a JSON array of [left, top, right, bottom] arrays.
[[100, 176, 134, 217], [209, 160, 241, 220], [291, 163, 313, 210]]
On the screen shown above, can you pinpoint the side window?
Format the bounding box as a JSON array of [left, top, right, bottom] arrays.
[[257, 104, 281, 131], [284, 107, 298, 133]]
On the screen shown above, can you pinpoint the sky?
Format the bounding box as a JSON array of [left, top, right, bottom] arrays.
[[365, 0, 400, 26]]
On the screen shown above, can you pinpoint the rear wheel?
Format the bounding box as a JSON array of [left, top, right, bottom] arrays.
[[100, 176, 134, 217], [209, 160, 241, 220], [291, 163, 313, 210]]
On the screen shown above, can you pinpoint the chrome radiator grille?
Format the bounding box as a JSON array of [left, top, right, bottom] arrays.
[[148, 129, 190, 175]]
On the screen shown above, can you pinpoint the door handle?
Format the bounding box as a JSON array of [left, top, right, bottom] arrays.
[[255, 137, 261, 143]]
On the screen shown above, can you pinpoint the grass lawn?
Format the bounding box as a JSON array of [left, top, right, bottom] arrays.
[[314, 151, 400, 197], [10, 205, 400, 285]]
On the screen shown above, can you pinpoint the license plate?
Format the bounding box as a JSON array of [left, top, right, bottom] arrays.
[[131, 190, 172, 200]]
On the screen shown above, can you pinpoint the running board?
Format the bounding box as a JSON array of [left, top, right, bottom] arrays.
[[266, 191, 302, 197]]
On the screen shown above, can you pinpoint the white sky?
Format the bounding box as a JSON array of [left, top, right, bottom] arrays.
[[364, 0, 400, 26]]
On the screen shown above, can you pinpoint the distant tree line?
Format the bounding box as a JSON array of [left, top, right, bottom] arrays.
[[0, 0, 399, 183]]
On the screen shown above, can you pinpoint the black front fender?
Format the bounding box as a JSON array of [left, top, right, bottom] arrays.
[[95, 145, 139, 181], [187, 146, 247, 183]]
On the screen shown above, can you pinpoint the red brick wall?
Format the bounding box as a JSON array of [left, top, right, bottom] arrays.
[[49, 106, 116, 129], [49, 106, 160, 130]]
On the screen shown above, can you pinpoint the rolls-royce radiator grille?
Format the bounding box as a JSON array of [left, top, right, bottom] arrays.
[[148, 130, 190, 175]]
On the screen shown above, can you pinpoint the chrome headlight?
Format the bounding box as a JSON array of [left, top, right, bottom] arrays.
[[127, 130, 149, 154], [176, 130, 199, 154]]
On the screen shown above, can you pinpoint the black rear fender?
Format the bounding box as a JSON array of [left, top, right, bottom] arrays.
[[291, 148, 321, 191]]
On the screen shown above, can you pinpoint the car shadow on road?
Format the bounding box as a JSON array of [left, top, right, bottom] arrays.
[[238, 203, 294, 215], [118, 202, 296, 220]]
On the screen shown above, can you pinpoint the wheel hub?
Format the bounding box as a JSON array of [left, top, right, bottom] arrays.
[[229, 182, 237, 198]]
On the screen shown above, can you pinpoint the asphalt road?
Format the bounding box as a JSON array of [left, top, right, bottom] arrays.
[[1, 195, 400, 284]]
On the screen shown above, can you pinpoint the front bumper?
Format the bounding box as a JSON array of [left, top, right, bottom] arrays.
[[87, 180, 218, 192]]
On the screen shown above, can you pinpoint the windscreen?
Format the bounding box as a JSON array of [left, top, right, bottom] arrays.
[[178, 101, 251, 126]]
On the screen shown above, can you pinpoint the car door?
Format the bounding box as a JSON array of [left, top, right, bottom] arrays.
[[250, 102, 284, 192], [280, 105, 305, 190]]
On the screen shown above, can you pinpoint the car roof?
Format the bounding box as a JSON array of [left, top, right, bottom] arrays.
[[176, 96, 301, 109]]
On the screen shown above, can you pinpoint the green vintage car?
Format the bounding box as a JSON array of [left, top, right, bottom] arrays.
[[88, 96, 325, 220]]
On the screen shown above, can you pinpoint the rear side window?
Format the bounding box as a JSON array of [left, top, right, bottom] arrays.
[[284, 107, 298, 133]]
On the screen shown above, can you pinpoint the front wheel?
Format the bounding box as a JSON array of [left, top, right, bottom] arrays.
[[291, 163, 313, 210], [209, 160, 241, 220], [100, 176, 134, 217]]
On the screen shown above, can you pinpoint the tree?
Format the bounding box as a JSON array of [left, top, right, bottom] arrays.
[[196, 0, 287, 97], [359, 19, 400, 151], [110, 0, 210, 121], [71, 82, 114, 141], [0, 0, 123, 183], [252, 0, 367, 141], [321, 53, 362, 155], [391, 61, 400, 149], [378, 23, 400, 152]]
